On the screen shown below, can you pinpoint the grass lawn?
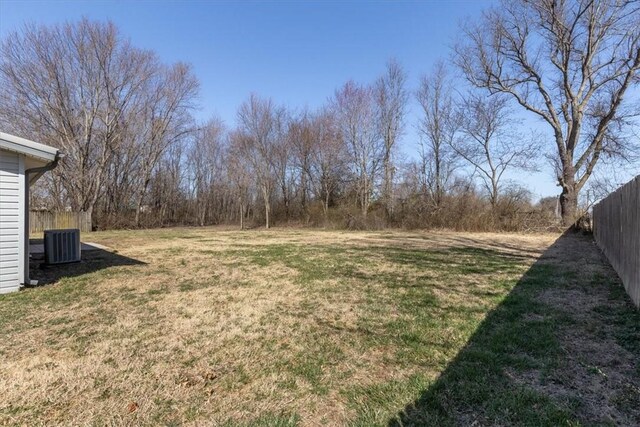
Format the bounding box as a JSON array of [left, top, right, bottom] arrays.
[[0, 228, 638, 426]]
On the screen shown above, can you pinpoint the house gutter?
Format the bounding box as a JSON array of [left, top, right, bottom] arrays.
[[22, 152, 64, 286]]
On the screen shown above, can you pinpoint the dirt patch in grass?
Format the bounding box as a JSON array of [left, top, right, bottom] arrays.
[[1, 227, 637, 426]]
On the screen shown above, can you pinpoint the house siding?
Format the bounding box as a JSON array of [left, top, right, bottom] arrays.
[[0, 149, 23, 293]]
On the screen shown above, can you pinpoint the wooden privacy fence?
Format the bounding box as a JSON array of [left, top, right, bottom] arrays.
[[29, 211, 92, 234], [593, 175, 640, 308]]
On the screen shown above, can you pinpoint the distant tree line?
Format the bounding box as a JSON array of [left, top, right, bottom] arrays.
[[1, 1, 638, 231]]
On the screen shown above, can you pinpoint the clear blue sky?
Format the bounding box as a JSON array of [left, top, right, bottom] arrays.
[[0, 0, 589, 199]]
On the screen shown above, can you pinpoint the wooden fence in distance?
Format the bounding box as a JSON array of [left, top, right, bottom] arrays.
[[29, 211, 92, 234], [593, 175, 640, 308]]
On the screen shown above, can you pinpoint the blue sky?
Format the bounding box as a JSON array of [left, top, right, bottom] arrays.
[[0, 0, 602, 199]]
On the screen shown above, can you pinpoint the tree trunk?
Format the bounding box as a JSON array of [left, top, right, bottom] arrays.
[[560, 185, 578, 227], [324, 190, 330, 226], [300, 171, 307, 218], [282, 188, 289, 220], [362, 195, 368, 219], [558, 160, 580, 226], [135, 198, 142, 228], [199, 202, 206, 226], [490, 179, 499, 209], [434, 145, 442, 208], [361, 175, 369, 220], [383, 155, 393, 220], [262, 185, 270, 229]]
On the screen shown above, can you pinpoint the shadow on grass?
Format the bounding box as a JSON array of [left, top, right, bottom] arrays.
[[29, 239, 145, 286], [388, 230, 640, 426]]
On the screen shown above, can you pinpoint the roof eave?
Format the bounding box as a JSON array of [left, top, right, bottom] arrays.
[[0, 132, 59, 163]]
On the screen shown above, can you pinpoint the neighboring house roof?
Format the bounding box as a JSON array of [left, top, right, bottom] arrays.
[[0, 132, 59, 163]]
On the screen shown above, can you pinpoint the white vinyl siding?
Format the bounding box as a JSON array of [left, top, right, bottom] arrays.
[[0, 149, 23, 293]]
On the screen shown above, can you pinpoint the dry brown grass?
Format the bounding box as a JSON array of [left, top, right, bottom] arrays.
[[1, 227, 636, 426]]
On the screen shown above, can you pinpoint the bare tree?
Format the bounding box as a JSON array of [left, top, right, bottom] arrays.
[[236, 94, 285, 229], [416, 63, 460, 208], [288, 110, 315, 220], [2, 17, 592, 232], [227, 131, 254, 229], [189, 117, 226, 226], [150, 142, 187, 226], [132, 62, 198, 226], [453, 92, 536, 207], [0, 19, 156, 216], [375, 59, 408, 220], [272, 115, 294, 221], [0, 19, 198, 228], [332, 81, 382, 219], [309, 109, 346, 222], [456, 0, 640, 224]]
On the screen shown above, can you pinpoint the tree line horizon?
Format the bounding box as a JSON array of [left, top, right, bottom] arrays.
[[1, 0, 638, 230]]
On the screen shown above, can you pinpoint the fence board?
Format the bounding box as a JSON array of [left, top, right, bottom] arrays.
[[29, 211, 92, 234], [593, 175, 640, 308]]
